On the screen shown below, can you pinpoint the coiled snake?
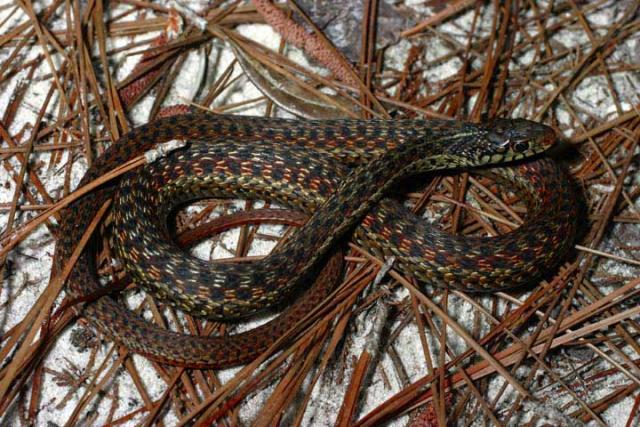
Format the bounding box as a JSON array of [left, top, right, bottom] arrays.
[[55, 113, 576, 368]]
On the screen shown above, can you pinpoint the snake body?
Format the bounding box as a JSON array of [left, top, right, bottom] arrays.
[[56, 113, 576, 367]]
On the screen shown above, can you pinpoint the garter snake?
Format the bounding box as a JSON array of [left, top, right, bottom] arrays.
[[55, 113, 576, 368]]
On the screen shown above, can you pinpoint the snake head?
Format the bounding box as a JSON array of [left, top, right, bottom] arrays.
[[481, 118, 556, 163]]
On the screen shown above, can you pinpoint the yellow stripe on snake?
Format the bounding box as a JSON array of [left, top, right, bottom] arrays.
[[56, 113, 576, 368]]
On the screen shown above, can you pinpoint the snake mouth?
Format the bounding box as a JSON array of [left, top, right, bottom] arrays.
[[515, 124, 557, 159], [540, 126, 558, 148]]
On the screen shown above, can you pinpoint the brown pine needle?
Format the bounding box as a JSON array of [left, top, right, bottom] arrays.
[[0, 199, 111, 402]]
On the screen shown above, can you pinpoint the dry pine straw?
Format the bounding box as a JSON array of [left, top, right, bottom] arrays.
[[0, 0, 639, 425]]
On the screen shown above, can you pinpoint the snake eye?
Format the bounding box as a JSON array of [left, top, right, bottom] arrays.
[[511, 140, 529, 153], [487, 131, 506, 145]]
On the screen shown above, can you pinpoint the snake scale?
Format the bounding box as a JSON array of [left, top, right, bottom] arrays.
[[55, 113, 577, 368]]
